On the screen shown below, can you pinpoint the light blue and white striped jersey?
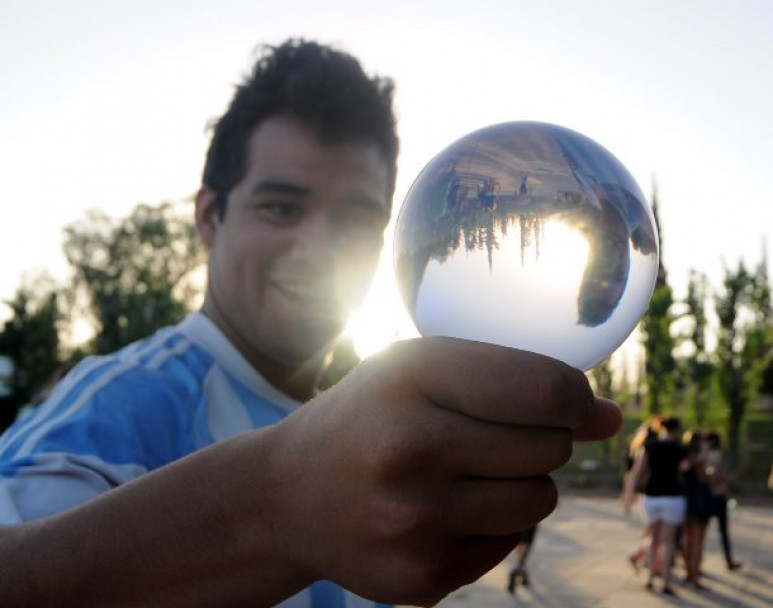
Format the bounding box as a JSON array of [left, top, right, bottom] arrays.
[[0, 312, 390, 608]]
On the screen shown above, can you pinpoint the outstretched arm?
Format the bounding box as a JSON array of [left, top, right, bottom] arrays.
[[0, 337, 621, 607]]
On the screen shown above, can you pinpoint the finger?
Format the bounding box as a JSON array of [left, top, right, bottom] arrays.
[[572, 397, 622, 442], [428, 407, 573, 477], [445, 477, 558, 536], [382, 337, 593, 429]]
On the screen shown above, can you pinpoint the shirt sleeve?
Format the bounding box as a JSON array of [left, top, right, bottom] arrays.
[[0, 357, 197, 524]]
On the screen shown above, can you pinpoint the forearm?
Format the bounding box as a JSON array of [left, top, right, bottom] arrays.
[[623, 451, 645, 508], [0, 426, 312, 608]]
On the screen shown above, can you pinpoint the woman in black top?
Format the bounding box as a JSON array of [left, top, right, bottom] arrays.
[[625, 417, 687, 596]]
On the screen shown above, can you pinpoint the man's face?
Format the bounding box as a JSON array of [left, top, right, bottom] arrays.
[[198, 116, 390, 367]]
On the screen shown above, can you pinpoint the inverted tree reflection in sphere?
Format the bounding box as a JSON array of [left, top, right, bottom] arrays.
[[394, 121, 659, 371]]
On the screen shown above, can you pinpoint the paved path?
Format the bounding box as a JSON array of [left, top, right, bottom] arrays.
[[432, 493, 773, 608]]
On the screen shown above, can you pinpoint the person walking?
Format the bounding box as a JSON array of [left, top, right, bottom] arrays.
[[623, 416, 663, 572], [705, 431, 743, 571], [681, 430, 713, 588], [624, 417, 687, 596]]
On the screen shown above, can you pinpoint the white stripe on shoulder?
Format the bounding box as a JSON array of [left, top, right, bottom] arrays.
[[14, 330, 183, 458], [179, 313, 301, 412], [0, 329, 178, 454], [16, 360, 140, 458], [344, 592, 380, 608], [204, 366, 254, 441], [0, 355, 107, 453], [146, 336, 193, 370], [344, 589, 376, 608], [275, 589, 312, 608]]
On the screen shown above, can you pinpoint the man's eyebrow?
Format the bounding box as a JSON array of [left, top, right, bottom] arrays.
[[345, 195, 390, 216], [250, 179, 311, 197]]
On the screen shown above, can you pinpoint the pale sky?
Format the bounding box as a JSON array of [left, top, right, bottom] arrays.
[[2, 0, 772, 358]]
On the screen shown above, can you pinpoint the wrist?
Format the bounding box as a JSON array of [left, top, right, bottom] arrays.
[[194, 424, 319, 604]]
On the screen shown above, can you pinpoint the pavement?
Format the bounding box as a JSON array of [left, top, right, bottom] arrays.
[[430, 492, 773, 608]]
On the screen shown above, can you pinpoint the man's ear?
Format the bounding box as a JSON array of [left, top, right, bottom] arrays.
[[195, 187, 220, 248]]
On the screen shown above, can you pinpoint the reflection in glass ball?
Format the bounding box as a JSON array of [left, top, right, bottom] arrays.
[[394, 121, 659, 371]]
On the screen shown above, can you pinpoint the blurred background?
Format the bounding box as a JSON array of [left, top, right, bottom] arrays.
[[1, 0, 772, 490]]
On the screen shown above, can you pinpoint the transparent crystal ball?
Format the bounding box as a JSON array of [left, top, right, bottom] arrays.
[[394, 121, 659, 370]]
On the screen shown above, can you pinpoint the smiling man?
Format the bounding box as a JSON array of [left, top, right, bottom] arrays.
[[0, 40, 621, 607], [199, 116, 391, 400]]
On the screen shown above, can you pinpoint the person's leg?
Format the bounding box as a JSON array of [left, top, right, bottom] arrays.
[[507, 526, 537, 593], [681, 522, 692, 578], [507, 568, 517, 594], [715, 494, 741, 569], [660, 522, 679, 594], [513, 525, 537, 585], [630, 523, 652, 571], [715, 495, 730, 562], [693, 522, 708, 587], [683, 521, 699, 583], [513, 541, 532, 585], [647, 521, 662, 589], [674, 523, 685, 572]]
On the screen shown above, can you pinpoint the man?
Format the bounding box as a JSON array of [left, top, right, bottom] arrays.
[[0, 39, 621, 607]]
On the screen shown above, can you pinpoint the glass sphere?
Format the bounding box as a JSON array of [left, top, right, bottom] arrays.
[[394, 121, 659, 371]]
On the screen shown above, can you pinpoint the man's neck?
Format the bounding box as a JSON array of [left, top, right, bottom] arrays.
[[200, 301, 325, 403]]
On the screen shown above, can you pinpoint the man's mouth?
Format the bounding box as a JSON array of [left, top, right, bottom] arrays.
[[271, 279, 342, 311]]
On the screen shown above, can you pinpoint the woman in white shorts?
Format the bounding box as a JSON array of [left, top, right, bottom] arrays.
[[625, 417, 687, 596], [644, 495, 686, 527]]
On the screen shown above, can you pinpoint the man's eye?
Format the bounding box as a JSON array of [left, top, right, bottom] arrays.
[[259, 202, 302, 221]]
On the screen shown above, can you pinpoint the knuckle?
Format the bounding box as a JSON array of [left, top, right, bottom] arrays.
[[366, 415, 439, 481], [375, 494, 444, 540], [367, 430, 431, 480]]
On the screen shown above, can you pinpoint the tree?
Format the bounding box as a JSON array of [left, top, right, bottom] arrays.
[[639, 186, 677, 414], [715, 260, 773, 470], [589, 358, 615, 474], [0, 276, 62, 431], [63, 201, 204, 354], [682, 270, 715, 426]]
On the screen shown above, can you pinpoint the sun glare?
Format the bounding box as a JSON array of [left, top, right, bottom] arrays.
[[530, 219, 590, 287]]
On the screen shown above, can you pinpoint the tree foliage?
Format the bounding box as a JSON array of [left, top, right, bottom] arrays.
[[589, 358, 615, 471], [715, 260, 773, 469], [639, 190, 677, 413], [63, 202, 204, 354], [0, 276, 61, 430], [683, 270, 715, 426]]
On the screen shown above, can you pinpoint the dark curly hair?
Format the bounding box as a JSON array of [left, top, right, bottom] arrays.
[[202, 39, 399, 220]]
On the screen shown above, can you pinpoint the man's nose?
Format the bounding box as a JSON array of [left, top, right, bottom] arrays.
[[291, 214, 338, 263]]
